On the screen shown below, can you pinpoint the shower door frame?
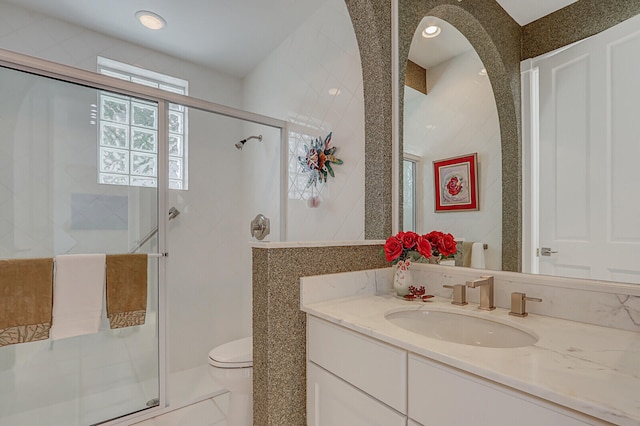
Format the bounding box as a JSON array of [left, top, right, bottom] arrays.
[[0, 47, 288, 425]]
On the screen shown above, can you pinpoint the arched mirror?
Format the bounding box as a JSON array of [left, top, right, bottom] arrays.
[[402, 16, 502, 270]]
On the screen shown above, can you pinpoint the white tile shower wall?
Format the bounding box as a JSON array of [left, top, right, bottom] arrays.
[[404, 50, 502, 270], [0, 0, 250, 392], [243, 0, 366, 241], [237, 122, 282, 243]]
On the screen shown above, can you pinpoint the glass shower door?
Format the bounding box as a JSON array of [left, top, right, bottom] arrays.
[[165, 106, 282, 406], [0, 66, 160, 425]]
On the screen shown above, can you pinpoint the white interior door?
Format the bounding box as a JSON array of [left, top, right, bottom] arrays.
[[534, 15, 640, 284]]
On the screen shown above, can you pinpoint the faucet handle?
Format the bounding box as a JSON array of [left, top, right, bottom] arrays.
[[443, 284, 468, 306], [509, 292, 542, 317]]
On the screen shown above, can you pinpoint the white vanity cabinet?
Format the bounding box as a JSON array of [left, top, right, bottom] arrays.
[[306, 315, 608, 426], [307, 316, 407, 425], [307, 362, 407, 426], [408, 354, 596, 426]]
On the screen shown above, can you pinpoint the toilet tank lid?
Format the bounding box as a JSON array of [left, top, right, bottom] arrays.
[[209, 336, 253, 365]]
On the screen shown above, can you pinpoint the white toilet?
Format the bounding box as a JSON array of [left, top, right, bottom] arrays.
[[208, 336, 253, 426]]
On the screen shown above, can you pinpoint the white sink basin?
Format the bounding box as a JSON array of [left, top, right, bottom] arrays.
[[385, 309, 538, 348]]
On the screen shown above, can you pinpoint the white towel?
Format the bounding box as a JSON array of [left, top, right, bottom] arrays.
[[50, 254, 106, 340], [470, 242, 486, 269]]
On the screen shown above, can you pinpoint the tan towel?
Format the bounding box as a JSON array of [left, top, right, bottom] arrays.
[[0, 258, 54, 346], [106, 254, 148, 329], [462, 241, 474, 268]]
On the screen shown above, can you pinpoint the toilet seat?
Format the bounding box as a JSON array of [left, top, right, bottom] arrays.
[[208, 336, 252, 368]]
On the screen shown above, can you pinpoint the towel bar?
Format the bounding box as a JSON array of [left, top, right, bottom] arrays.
[[51, 253, 166, 263]]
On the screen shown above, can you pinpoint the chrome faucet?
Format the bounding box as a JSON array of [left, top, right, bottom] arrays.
[[466, 276, 495, 310]]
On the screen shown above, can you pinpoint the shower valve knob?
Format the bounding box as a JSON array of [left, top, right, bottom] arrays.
[[250, 214, 270, 240]]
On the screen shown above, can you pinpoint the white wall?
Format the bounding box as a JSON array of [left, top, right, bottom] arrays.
[[243, 0, 366, 241], [403, 50, 502, 270]]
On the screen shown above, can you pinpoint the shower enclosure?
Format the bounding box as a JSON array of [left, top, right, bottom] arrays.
[[0, 50, 286, 425]]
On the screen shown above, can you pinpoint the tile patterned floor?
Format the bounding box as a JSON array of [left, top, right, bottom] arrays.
[[133, 393, 229, 426]]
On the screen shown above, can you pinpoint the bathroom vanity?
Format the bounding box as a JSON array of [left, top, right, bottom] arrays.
[[301, 266, 640, 426]]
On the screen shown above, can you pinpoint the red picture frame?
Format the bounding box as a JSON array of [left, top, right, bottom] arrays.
[[433, 153, 478, 212]]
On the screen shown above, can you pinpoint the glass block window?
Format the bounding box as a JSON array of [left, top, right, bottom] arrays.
[[288, 131, 325, 200], [97, 57, 188, 190]]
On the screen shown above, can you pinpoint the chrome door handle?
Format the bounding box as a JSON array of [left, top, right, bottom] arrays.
[[539, 247, 558, 256]]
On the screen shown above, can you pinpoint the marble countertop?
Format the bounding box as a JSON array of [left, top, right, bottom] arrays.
[[302, 293, 640, 426]]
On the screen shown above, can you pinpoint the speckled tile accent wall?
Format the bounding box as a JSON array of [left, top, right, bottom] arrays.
[[252, 244, 388, 425], [397, 0, 522, 272], [406, 60, 427, 94], [344, 0, 394, 240], [523, 0, 640, 59]]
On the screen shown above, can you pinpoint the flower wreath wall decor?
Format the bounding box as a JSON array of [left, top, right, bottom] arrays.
[[298, 132, 343, 208]]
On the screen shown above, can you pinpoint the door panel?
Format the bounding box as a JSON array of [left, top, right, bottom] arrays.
[[535, 16, 640, 284]]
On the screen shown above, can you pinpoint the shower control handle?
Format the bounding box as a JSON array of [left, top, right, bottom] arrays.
[[250, 214, 270, 240]]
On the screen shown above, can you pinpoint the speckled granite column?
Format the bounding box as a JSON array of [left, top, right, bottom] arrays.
[[523, 0, 640, 59], [344, 0, 394, 240], [252, 244, 388, 425]]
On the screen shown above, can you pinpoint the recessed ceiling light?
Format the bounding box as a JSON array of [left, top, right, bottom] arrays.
[[422, 25, 441, 38], [136, 11, 166, 30], [328, 88, 341, 96]]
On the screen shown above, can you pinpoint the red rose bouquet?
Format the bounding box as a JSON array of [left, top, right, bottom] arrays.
[[383, 230, 457, 265], [423, 230, 457, 260]]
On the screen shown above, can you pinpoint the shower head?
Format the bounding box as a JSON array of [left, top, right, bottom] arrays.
[[168, 206, 180, 221], [235, 134, 263, 150]]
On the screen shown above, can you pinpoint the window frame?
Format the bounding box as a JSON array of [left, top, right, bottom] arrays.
[[403, 153, 423, 232]]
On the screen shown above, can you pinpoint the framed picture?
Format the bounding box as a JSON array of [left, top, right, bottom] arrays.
[[433, 153, 478, 212]]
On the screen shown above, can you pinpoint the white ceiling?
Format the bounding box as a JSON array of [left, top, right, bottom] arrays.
[[2, 0, 324, 77], [495, 0, 579, 26], [3, 0, 578, 77], [408, 17, 472, 70]]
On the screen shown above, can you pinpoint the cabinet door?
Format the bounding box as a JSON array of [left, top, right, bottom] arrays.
[[307, 362, 406, 426], [308, 316, 407, 413], [409, 355, 595, 426]]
